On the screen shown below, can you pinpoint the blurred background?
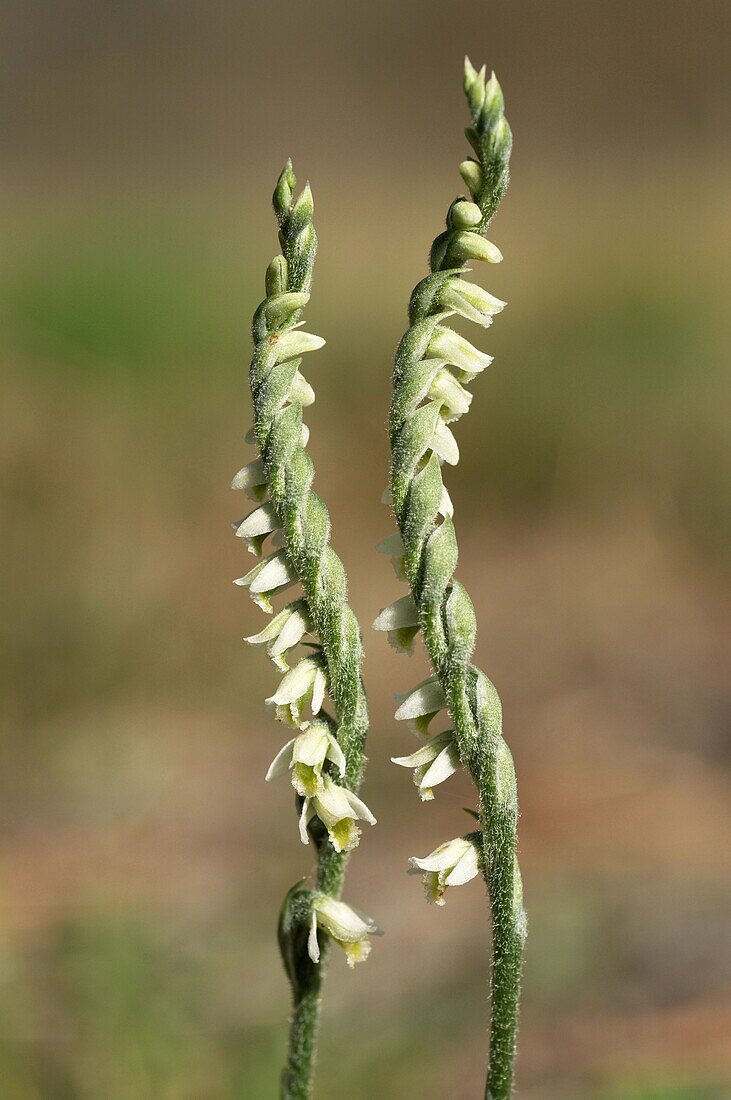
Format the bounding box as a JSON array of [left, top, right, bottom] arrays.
[[2, 2, 730, 1097]]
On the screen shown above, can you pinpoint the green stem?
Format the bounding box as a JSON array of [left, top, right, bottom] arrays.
[[386, 60, 525, 1096]]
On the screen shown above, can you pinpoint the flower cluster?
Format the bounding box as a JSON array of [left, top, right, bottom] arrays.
[[237, 161, 376, 984]]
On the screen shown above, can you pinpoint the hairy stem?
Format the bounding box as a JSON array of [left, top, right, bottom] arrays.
[[385, 60, 526, 1097], [238, 162, 371, 1098]]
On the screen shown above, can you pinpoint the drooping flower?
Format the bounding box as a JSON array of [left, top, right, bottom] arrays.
[[266, 721, 345, 797], [266, 654, 328, 727], [299, 775, 376, 852], [244, 599, 312, 670], [409, 833, 483, 905], [307, 895, 379, 968], [394, 676, 448, 737], [235, 550, 297, 613], [372, 594, 420, 653], [391, 729, 460, 800]]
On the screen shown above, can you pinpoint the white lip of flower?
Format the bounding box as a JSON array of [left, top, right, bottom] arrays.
[[244, 599, 312, 671], [299, 775, 376, 852], [266, 654, 328, 727], [235, 550, 297, 613], [265, 720, 346, 797], [231, 457, 268, 502], [427, 326, 494, 382], [395, 676, 447, 736], [409, 834, 483, 905], [429, 415, 460, 465], [308, 895, 379, 968], [233, 502, 280, 556], [440, 279, 506, 328], [391, 729, 460, 800], [372, 594, 419, 653]]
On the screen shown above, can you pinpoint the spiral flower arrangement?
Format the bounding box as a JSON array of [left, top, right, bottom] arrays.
[[374, 59, 526, 1097], [234, 161, 376, 1098]]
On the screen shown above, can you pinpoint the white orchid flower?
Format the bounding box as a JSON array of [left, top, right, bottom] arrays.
[[440, 279, 506, 327], [409, 833, 483, 905], [230, 457, 268, 502], [266, 721, 345, 797], [429, 417, 460, 465], [372, 594, 420, 653], [235, 550, 297, 613], [391, 729, 460, 800], [266, 654, 328, 727], [233, 502, 280, 556], [307, 895, 379, 968], [428, 367, 473, 422], [427, 326, 493, 381], [394, 676, 447, 737], [299, 775, 376, 852], [244, 599, 312, 671]]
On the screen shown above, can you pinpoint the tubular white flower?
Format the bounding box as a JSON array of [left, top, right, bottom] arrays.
[[409, 833, 483, 905], [299, 775, 376, 852], [307, 896, 378, 968], [235, 550, 297, 613], [372, 594, 419, 653], [234, 502, 280, 556], [231, 457, 268, 501], [265, 720, 345, 797], [394, 676, 447, 730], [427, 326, 493, 379], [391, 729, 460, 801], [428, 368, 473, 422], [244, 599, 311, 671], [266, 654, 328, 727], [440, 279, 506, 327]]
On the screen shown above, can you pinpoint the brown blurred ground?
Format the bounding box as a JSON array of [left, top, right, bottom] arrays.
[[1, 3, 730, 1098]]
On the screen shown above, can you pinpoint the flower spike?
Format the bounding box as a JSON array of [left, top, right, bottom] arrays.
[[377, 60, 525, 1097], [235, 161, 376, 1097]]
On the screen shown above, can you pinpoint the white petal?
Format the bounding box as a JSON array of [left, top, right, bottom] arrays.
[[428, 328, 492, 375], [299, 799, 313, 845], [391, 730, 454, 769], [444, 844, 481, 886], [311, 666, 327, 715], [235, 503, 278, 538], [420, 743, 460, 788], [439, 485, 454, 517], [266, 658, 316, 706], [315, 897, 372, 942], [269, 605, 310, 657], [265, 738, 296, 781], [231, 458, 265, 490], [244, 607, 291, 645], [313, 780, 355, 824], [289, 370, 316, 407], [344, 789, 377, 826], [372, 595, 419, 632], [430, 419, 460, 465], [410, 837, 472, 873], [307, 909, 320, 963], [325, 733, 346, 776], [291, 723, 330, 767], [394, 678, 446, 721]]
